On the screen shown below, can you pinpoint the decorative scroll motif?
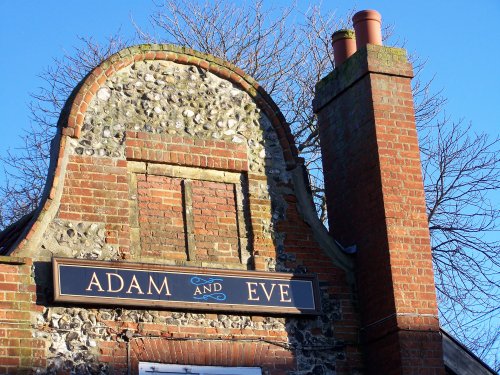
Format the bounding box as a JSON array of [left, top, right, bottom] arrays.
[[190, 277, 224, 285], [192, 293, 227, 301], [190, 276, 227, 301]]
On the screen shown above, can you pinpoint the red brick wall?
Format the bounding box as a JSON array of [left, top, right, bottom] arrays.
[[192, 180, 240, 263], [0, 258, 45, 372], [60, 156, 129, 222], [316, 45, 444, 374], [130, 339, 295, 375], [98, 328, 295, 374], [137, 174, 186, 260], [276, 195, 363, 372], [126, 132, 248, 172], [60, 155, 131, 258]]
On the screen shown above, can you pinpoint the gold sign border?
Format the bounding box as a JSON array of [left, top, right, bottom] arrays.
[[52, 258, 322, 315]]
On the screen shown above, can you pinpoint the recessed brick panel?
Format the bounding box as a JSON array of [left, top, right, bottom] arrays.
[[137, 174, 186, 260], [192, 180, 240, 263]]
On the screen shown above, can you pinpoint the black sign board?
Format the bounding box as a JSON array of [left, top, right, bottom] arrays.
[[52, 258, 321, 315]]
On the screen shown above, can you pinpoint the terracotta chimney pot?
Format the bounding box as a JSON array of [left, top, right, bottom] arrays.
[[332, 29, 356, 67], [352, 10, 382, 49]]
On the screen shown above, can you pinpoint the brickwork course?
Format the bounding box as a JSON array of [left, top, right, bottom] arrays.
[[0, 25, 455, 375]]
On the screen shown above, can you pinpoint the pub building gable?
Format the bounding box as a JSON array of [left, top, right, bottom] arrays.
[[1, 10, 494, 375], [0, 43, 355, 374]]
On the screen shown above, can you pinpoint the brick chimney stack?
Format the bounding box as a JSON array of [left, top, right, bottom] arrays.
[[314, 10, 445, 374]]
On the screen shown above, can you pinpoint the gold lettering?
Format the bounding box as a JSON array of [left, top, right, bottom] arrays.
[[279, 284, 292, 303], [213, 283, 222, 292], [126, 275, 144, 294], [259, 283, 276, 301], [106, 273, 124, 293], [85, 272, 104, 292], [246, 282, 260, 301], [203, 285, 212, 293], [148, 276, 172, 296]]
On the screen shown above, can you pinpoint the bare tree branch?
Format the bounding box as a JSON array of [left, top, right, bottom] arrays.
[[0, 35, 128, 228]]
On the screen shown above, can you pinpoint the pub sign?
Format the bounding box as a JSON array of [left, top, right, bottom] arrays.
[[52, 258, 321, 315]]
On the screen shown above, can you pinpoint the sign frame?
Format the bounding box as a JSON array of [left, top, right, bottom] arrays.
[[52, 258, 322, 315]]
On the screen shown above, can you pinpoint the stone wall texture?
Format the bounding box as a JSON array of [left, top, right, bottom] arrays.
[[0, 45, 359, 374]]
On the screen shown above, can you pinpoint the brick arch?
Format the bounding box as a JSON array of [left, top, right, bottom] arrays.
[[61, 44, 298, 168], [102, 338, 295, 374]]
